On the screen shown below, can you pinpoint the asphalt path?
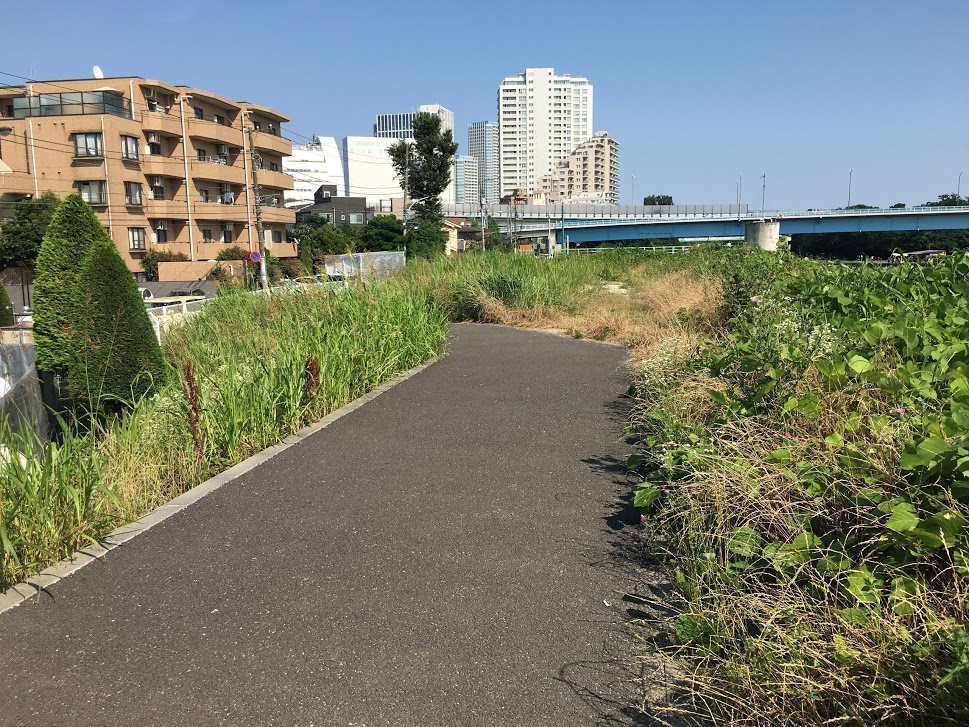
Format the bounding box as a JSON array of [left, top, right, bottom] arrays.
[[0, 324, 648, 726]]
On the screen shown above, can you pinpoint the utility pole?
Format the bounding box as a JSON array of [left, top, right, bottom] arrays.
[[480, 195, 485, 251], [761, 173, 766, 213], [247, 124, 268, 290]]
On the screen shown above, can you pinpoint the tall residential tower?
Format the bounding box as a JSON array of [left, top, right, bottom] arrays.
[[497, 68, 593, 198], [467, 121, 499, 204]]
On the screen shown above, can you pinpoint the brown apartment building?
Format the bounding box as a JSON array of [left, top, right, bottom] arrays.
[[0, 76, 296, 278]]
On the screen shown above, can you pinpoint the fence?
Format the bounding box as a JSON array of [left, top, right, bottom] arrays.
[[0, 341, 45, 441], [324, 251, 406, 283]]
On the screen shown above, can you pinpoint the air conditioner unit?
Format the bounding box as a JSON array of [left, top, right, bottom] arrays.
[[148, 132, 160, 144], [217, 144, 228, 155]]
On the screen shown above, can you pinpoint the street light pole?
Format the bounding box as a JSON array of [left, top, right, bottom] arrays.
[[761, 173, 766, 213], [848, 169, 853, 208], [959, 172, 963, 199], [631, 175, 636, 207]]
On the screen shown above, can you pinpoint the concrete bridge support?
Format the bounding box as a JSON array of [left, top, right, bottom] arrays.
[[744, 220, 780, 251]]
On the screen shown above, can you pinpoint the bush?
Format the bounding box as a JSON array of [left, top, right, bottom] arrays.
[[71, 239, 165, 411], [276, 256, 308, 279], [0, 284, 13, 326], [216, 246, 250, 261], [33, 195, 112, 372]]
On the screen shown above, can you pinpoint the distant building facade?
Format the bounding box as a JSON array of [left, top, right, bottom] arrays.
[[453, 156, 480, 205], [283, 135, 345, 206], [540, 132, 620, 205], [295, 184, 370, 228], [0, 75, 296, 275], [373, 104, 454, 139], [342, 136, 401, 207], [467, 121, 499, 204], [497, 68, 593, 198]]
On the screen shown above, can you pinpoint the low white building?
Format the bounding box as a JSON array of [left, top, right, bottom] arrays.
[[283, 135, 345, 207]]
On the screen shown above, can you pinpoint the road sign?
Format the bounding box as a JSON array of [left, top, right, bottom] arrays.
[[250, 251, 261, 263]]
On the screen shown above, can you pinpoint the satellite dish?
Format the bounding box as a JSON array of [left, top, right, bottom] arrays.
[[92, 65, 104, 79]]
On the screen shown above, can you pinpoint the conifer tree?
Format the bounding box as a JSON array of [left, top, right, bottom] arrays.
[[71, 238, 165, 410], [32, 194, 111, 373]]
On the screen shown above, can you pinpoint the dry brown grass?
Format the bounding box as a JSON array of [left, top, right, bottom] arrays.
[[472, 266, 724, 366]]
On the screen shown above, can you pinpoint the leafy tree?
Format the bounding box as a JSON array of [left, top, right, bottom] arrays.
[[294, 214, 354, 271], [791, 230, 969, 259], [33, 194, 111, 373], [890, 202, 907, 209], [925, 194, 968, 207], [360, 215, 405, 252], [0, 191, 59, 266], [843, 204, 877, 210], [0, 285, 13, 326], [216, 245, 250, 261], [643, 195, 674, 205], [71, 238, 164, 411], [141, 249, 190, 282], [388, 112, 458, 259]]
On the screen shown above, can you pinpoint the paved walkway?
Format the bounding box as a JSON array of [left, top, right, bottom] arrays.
[[0, 324, 647, 726]]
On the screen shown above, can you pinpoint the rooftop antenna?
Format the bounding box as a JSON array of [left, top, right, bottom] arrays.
[[92, 65, 104, 79]]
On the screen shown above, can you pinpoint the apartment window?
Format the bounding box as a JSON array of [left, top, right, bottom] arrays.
[[269, 161, 279, 172], [124, 182, 143, 206], [214, 114, 225, 125], [348, 213, 364, 224], [320, 213, 332, 222], [253, 121, 261, 131], [199, 189, 209, 203], [272, 231, 283, 244], [149, 141, 162, 155], [75, 180, 106, 204], [72, 132, 103, 157], [120, 135, 140, 161], [202, 228, 213, 242], [194, 106, 203, 120], [197, 149, 207, 162], [154, 221, 168, 244], [221, 224, 233, 244], [128, 228, 146, 250], [151, 177, 165, 200]]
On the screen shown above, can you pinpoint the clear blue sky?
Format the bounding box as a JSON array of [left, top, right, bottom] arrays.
[[2, 0, 966, 209]]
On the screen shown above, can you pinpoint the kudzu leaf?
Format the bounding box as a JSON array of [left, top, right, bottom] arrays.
[[886, 502, 920, 533], [889, 576, 920, 616], [848, 355, 873, 374], [728, 527, 762, 558], [846, 567, 883, 604]]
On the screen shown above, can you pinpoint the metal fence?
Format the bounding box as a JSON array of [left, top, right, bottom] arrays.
[[324, 251, 406, 283], [0, 342, 45, 441]]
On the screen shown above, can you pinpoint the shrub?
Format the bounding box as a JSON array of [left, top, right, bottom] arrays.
[[33, 195, 111, 372], [0, 284, 13, 326], [141, 249, 190, 282], [216, 246, 250, 261], [70, 238, 165, 411], [276, 256, 308, 279]]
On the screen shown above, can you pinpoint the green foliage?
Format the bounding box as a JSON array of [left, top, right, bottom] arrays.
[[0, 284, 13, 326], [33, 194, 112, 372], [215, 245, 250, 261], [275, 256, 308, 279], [643, 194, 674, 205], [71, 239, 165, 411], [361, 214, 405, 252], [388, 112, 458, 259], [141, 249, 190, 282], [294, 213, 354, 270], [792, 229, 969, 259], [0, 191, 59, 266], [926, 194, 969, 207], [627, 250, 969, 724]]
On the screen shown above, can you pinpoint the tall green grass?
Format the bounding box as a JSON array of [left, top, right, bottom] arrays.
[[1, 283, 448, 591]]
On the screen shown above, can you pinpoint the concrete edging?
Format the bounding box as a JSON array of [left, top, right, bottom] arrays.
[[0, 357, 440, 617]]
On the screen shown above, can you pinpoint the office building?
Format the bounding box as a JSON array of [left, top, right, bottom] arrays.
[[453, 156, 479, 205], [0, 76, 296, 274], [541, 132, 620, 205], [467, 121, 499, 204], [283, 135, 345, 206], [342, 136, 401, 207], [497, 68, 593, 198], [373, 104, 454, 139]]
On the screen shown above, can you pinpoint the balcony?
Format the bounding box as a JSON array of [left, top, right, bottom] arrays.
[[140, 109, 182, 137], [266, 241, 297, 258], [254, 168, 294, 191], [188, 117, 245, 147], [145, 199, 190, 218], [190, 158, 248, 185], [142, 155, 183, 178], [257, 204, 295, 225], [251, 130, 291, 156], [193, 200, 249, 221]]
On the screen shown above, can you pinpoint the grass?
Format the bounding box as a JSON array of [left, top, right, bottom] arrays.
[[1, 282, 448, 591]]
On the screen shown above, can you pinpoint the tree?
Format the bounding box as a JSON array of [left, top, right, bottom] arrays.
[[844, 204, 877, 210], [890, 202, 907, 209], [360, 215, 405, 252], [0, 191, 59, 266], [141, 249, 190, 282], [33, 194, 111, 373], [71, 238, 164, 411], [0, 285, 13, 327], [294, 214, 354, 272], [925, 194, 968, 207], [643, 195, 674, 205], [388, 112, 458, 258]]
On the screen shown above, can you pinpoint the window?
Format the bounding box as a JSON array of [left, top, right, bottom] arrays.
[[124, 182, 143, 205], [194, 106, 203, 120], [214, 114, 225, 125], [221, 224, 233, 244], [269, 161, 279, 172], [121, 135, 139, 161], [151, 177, 165, 200], [154, 221, 168, 244], [253, 121, 261, 131], [76, 180, 106, 204], [199, 189, 209, 202], [149, 141, 162, 155], [348, 213, 364, 224], [272, 231, 283, 244], [197, 149, 207, 162], [202, 229, 213, 242], [320, 213, 333, 222], [72, 132, 103, 157], [128, 228, 146, 250]]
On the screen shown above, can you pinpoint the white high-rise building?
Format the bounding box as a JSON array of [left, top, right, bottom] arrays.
[[374, 104, 455, 139], [453, 156, 480, 205], [498, 68, 593, 198], [467, 121, 499, 204], [283, 135, 345, 206]]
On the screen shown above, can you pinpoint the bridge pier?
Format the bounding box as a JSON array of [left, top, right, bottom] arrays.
[[744, 220, 780, 251]]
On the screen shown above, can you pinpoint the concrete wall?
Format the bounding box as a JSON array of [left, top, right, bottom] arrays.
[[745, 220, 780, 251]]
